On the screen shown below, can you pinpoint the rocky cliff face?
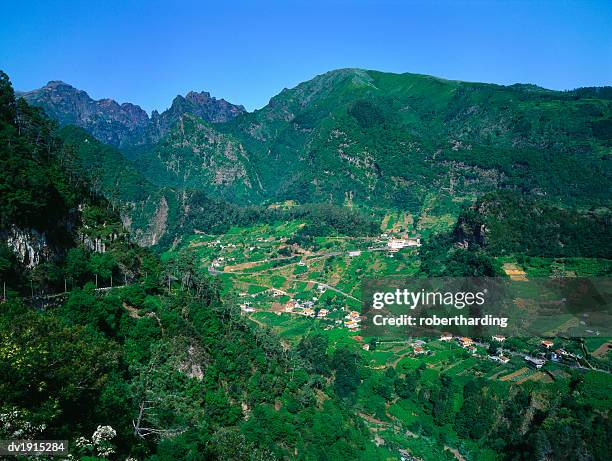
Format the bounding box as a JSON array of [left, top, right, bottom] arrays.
[[137, 114, 262, 201], [149, 91, 245, 142], [18, 82, 246, 148], [19, 81, 150, 147], [4, 226, 51, 268]]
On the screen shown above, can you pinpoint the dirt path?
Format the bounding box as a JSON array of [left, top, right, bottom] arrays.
[[123, 302, 141, 319], [502, 263, 528, 281], [123, 302, 164, 334], [390, 352, 411, 368], [592, 342, 612, 358], [247, 314, 266, 328], [223, 254, 298, 272], [445, 446, 467, 461], [500, 367, 529, 381], [358, 412, 386, 425], [287, 278, 361, 302]]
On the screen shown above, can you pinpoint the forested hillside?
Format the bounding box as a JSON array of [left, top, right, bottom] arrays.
[[148, 68, 612, 208], [0, 72, 389, 460], [3, 68, 611, 461], [21, 69, 612, 248]]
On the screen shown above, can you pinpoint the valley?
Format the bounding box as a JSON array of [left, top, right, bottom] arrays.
[[157, 203, 611, 460], [2, 67, 611, 461]]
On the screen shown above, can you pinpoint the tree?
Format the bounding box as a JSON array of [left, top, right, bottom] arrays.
[[206, 427, 276, 461], [297, 334, 330, 375], [0, 71, 16, 124], [65, 248, 90, 286], [90, 252, 115, 287], [332, 347, 360, 400]]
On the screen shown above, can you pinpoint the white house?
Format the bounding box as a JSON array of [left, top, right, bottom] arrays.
[[387, 239, 407, 250], [491, 355, 510, 364]]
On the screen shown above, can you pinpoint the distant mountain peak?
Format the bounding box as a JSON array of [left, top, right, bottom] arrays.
[[185, 90, 211, 102], [44, 80, 74, 88], [151, 90, 245, 136], [171, 89, 245, 114], [20, 82, 246, 148]]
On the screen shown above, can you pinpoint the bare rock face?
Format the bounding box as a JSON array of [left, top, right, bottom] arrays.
[[148, 91, 245, 143], [18, 82, 246, 148], [5, 226, 50, 268], [19, 81, 150, 147]]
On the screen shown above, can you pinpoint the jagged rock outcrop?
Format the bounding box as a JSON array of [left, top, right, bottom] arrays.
[[4, 226, 51, 268], [18, 81, 150, 147], [18, 82, 245, 148], [150, 91, 245, 142]]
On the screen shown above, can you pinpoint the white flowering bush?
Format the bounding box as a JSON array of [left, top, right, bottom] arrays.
[[74, 424, 117, 459], [0, 408, 46, 439], [92, 425, 116, 444]]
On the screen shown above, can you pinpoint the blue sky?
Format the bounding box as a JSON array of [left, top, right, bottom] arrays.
[[1, 0, 611, 112]]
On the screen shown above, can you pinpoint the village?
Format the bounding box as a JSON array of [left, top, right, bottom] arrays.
[[187, 215, 424, 333], [172, 215, 603, 376], [162, 211, 611, 461]]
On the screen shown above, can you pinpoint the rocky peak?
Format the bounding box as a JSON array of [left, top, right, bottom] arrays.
[[20, 82, 246, 148], [148, 90, 246, 142], [185, 90, 211, 104], [44, 80, 74, 89], [167, 90, 245, 121], [20, 82, 150, 147]]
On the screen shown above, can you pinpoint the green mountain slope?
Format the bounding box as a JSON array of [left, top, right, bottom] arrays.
[[238, 69, 610, 205], [135, 114, 265, 202], [14, 69, 612, 248], [132, 69, 610, 213], [0, 70, 152, 291], [1, 72, 385, 461], [56, 125, 179, 246]]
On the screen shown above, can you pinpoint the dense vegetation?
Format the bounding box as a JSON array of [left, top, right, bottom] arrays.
[[2, 68, 611, 461], [347, 352, 612, 461], [453, 192, 611, 258], [418, 191, 612, 276], [21, 69, 612, 248], [0, 72, 385, 460], [192, 69, 611, 208]]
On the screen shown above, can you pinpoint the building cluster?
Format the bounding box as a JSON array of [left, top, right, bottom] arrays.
[[491, 354, 511, 364], [550, 348, 581, 363], [285, 299, 313, 313], [378, 231, 421, 252], [524, 340, 583, 368], [489, 335, 510, 363], [386, 237, 421, 252], [525, 355, 546, 369], [283, 299, 331, 319], [268, 288, 287, 297], [457, 336, 477, 354], [439, 333, 478, 353], [411, 339, 428, 355], [344, 310, 362, 331]]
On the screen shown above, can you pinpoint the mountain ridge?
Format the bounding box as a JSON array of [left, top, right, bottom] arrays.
[[15, 68, 612, 247], [18, 80, 246, 148]]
